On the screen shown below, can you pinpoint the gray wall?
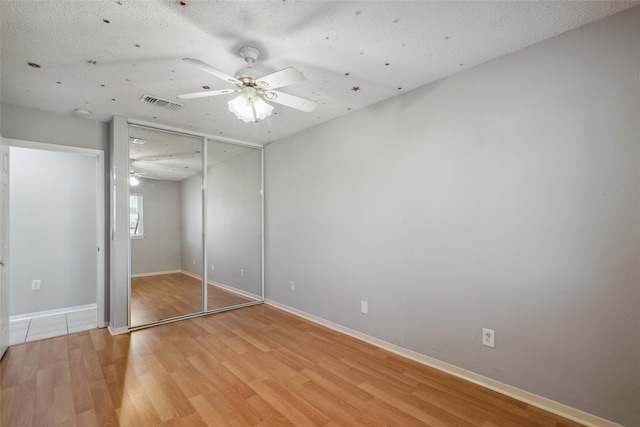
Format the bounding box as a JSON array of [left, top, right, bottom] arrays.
[[264, 7, 639, 426], [130, 179, 181, 275], [180, 173, 203, 277], [1, 104, 109, 152], [9, 147, 97, 315]]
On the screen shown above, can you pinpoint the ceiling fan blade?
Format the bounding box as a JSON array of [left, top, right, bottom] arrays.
[[177, 88, 237, 100], [136, 174, 163, 180], [134, 151, 200, 161], [263, 90, 317, 113], [255, 67, 306, 90], [183, 58, 241, 86]]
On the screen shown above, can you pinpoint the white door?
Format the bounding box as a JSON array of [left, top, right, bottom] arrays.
[[0, 136, 10, 358]]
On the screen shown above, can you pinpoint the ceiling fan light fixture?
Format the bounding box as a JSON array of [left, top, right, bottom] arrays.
[[252, 96, 274, 121], [228, 86, 273, 122]]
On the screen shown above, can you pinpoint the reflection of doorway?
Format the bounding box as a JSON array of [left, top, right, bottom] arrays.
[[8, 140, 105, 343]]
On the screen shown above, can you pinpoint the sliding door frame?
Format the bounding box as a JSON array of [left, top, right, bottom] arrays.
[[125, 119, 264, 331]]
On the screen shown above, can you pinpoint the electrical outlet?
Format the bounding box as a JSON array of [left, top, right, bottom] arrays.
[[483, 328, 495, 348], [361, 301, 368, 314], [290, 281, 295, 291], [240, 269, 244, 277], [32, 280, 41, 291], [192, 258, 196, 265], [211, 264, 215, 271]]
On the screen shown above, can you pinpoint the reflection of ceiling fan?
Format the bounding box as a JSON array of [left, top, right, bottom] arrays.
[[177, 46, 317, 122], [129, 170, 141, 187], [129, 161, 161, 186]]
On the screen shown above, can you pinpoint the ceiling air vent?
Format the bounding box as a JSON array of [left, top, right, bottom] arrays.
[[139, 94, 183, 111]]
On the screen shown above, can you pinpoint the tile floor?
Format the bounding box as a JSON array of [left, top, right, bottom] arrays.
[[9, 307, 97, 346]]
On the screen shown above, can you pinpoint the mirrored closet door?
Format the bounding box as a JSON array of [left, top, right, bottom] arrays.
[[128, 126, 204, 327], [205, 139, 263, 311], [128, 124, 263, 328]]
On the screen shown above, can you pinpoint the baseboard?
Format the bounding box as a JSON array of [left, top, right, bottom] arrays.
[[108, 324, 129, 335], [208, 280, 261, 301], [131, 269, 181, 278], [180, 270, 201, 280], [10, 303, 98, 323], [180, 270, 262, 301], [265, 299, 621, 427]]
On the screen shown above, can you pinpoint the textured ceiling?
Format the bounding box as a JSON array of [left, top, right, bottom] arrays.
[[128, 125, 255, 181], [1, 1, 638, 146]]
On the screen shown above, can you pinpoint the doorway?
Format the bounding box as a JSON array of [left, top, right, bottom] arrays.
[[7, 140, 105, 344]]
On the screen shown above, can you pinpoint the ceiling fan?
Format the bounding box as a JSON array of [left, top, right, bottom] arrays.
[[177, 46, 317, 122], [129, 169, 142, 186], [129, 160, 162, 186]]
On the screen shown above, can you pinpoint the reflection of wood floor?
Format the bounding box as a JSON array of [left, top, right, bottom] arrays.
[[131, 272, 254, 326], [1, 304, 584, 426]]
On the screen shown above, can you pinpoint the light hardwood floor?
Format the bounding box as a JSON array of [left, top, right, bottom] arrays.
[[131, 273, 255, 326], [1, 304, 584, 426]]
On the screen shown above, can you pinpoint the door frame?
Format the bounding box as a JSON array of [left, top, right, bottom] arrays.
[[0, 135, 9, 358], [7, 139, 107, 328]]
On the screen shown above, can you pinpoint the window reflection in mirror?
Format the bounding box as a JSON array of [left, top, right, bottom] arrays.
[[129, 193, 144, 237]]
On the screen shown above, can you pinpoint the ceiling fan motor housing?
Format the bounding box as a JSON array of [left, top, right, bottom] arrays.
[[235, 67, 260, 83], [236, 46, 261, 84], [239, 46, 260, 64]]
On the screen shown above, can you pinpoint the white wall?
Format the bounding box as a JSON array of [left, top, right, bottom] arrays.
[[109, 116, 128, 331], [130, 179, 181, 275], [9, 147, 97, 315], [264, 7, 640, 426]]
